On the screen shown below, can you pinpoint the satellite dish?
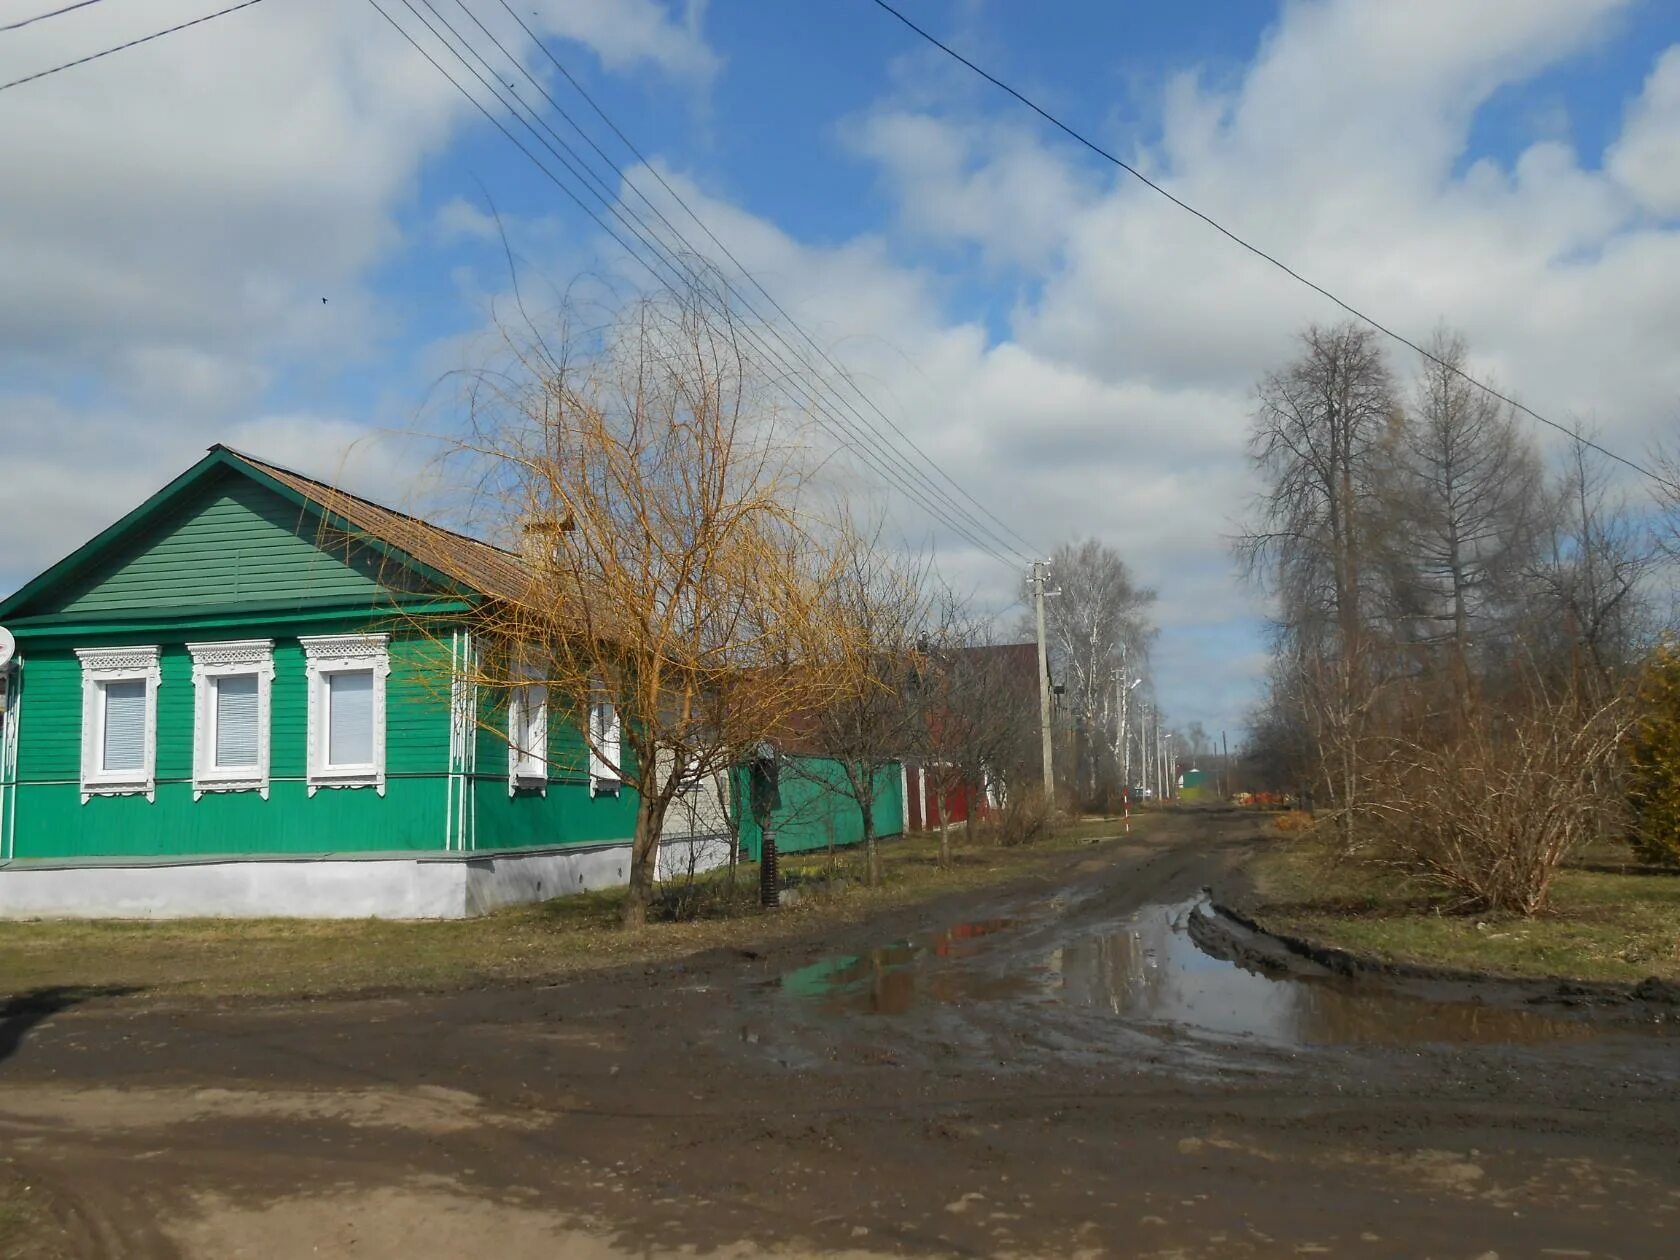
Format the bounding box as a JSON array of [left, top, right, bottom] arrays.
[[0, 627, 14, 670]]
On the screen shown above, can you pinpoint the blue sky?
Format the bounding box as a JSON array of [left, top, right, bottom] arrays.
[[4, 0, 1680, 741]]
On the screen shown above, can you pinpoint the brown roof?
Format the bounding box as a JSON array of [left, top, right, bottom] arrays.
[[218, 445, 537, 603]]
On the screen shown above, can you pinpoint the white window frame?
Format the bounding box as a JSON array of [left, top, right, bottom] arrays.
[[507, 666, 548, 796], [301, 633, 390, 796], [188, 639, 274, 801], [76, 645, 161, 804], [589, 695, 622, 796]]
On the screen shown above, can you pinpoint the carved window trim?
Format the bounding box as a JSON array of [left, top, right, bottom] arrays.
[[76, 645, 161, 804], [300, 633, 389, 796], [188, 639, 274, 801]]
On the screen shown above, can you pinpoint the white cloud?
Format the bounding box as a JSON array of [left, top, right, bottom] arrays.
[[580, 1, 1679, 736], [844, 111, 1098, 268], [531, 0, 720, 84], [0, 0, 717, 592], [1608, 45, 1680, 216], [433, 196, 504, 245]]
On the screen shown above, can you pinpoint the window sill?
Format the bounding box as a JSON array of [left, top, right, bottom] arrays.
[[194, 777, 270, 801], [81, 780, 155, 804], [509, 771, 549, 796], [308, 770, 385, 797], [590, 777, 622, 798]]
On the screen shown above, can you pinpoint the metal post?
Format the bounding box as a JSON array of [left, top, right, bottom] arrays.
[[759, 823, 779, 908], [1032, 560, 1054, 800]]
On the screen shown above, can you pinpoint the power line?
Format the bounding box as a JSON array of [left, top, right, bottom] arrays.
[[440, 0, 1036, 565], [490, 0, 1041, 563], [368, 0, 1025, 568], [0, 1, 108, 34], [406, 0, 1024, 567], [368, 0, 1033, 568], [866, 0, 1659, 484], [0, 0, 266, 93]]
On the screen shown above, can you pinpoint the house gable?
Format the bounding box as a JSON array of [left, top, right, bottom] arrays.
[[1, 454, 443, 625]]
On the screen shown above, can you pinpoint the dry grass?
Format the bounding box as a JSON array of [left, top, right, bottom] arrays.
[[1252, 837, 1680, 984], [0, 818, 1140, 1006]]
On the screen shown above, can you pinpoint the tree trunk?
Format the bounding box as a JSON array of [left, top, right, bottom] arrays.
[[936, 786, 951, 867], [861, 795, 879, 887], [621, 793, 663, 929]]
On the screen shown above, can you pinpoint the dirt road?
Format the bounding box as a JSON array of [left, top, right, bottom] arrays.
[[1, 813, 1675, 1258]]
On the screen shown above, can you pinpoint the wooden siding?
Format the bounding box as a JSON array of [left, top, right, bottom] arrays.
[[735, 756, 904, 859], [38, 469, 410, 617], [465, 692, 640, 852], [5, 631, 456, 860]]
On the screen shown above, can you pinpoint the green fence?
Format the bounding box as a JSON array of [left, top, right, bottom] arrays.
[[734, 755, 904, 860]]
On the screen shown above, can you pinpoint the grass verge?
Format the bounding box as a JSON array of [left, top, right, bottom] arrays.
[[0, 817, 1137, 1005], [1250, 836, 1680, 985]]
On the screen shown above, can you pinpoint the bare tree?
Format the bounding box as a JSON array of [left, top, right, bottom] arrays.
[[1526, 434, 1656, 688], [440, 286, 854, 928], [1237, 321, 1397, 844], [798, 535, 929, 887], [1393, 329, 1546, 689]]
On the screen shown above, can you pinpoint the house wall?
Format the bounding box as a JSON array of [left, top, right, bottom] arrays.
[[466, 693, 640, 853], [735, 755, 904, 860], [3, 628, 455, 860]]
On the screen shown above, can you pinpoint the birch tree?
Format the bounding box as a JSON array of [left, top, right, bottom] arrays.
[[1028, 539, 1156, 801]]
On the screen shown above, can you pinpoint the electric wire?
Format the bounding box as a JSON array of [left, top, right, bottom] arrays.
[[488, 0, 1042, 562], [0, 0, 267, 93], [370, 0, 1031, 567], [0, 0, 108, 35], [867, 0, 1660, 484], [431, 0, 1037, 566], [369, 0, 1023, 568], [385, 0, 1018, 566]]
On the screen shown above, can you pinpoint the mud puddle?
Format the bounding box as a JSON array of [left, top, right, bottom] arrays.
[[778, 919, 1028, 1015], [783, 900, 1601, 1046]]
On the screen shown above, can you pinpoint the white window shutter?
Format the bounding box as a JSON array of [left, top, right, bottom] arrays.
[[213, 674, 261, 769], [101, 680, 147, 773], [327, 670, 375, 767]]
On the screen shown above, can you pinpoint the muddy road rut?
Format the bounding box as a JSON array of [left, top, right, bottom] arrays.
[[1, 813, 1675, 1258]]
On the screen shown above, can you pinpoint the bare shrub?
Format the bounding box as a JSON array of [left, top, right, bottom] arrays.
[[1359, 685, 1632, 915], [980, 790, 1053, 848]]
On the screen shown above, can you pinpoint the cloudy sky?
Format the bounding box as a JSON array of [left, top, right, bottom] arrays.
[[3, 0, 1679, 740]]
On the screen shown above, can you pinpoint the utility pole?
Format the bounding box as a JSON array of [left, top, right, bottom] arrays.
[[1140, 701, 1152, 800], [1031, 560, 1055, 799]]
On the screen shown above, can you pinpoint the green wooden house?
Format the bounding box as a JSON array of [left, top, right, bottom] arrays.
[[0, 446, 726, 919]]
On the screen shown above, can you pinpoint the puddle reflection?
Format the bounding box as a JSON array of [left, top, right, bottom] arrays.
[[780, 920, 1023, 1015], [1051, 902, 1594, 1046], [783, 902, 1599, 1046]]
